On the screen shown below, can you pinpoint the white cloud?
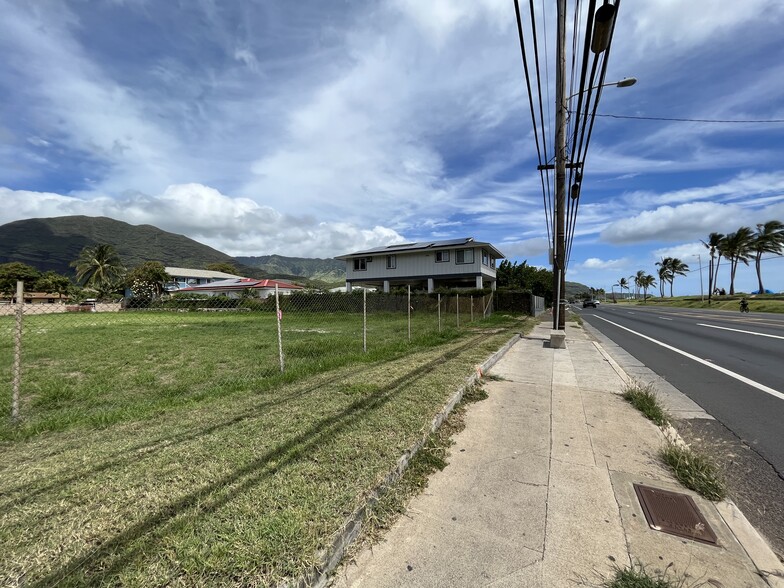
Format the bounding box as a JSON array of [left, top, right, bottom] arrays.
[[0, 185, 405, 258], [601, 202, 752, 244], [497, 237, 549, 259], [580, 257, 630, 270]]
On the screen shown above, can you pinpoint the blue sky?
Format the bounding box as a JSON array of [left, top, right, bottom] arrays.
[[1, 1, 783, 294]]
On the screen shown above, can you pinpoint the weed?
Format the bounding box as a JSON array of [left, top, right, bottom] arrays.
[[660, 442, 726, 502], [603, 561, 688, 587], [622, 382, 669, 427]]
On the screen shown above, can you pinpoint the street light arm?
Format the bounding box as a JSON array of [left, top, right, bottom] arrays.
[[568, 77, 636, 100]]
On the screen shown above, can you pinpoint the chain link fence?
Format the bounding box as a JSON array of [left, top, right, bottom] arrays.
[[1, 282, 505, 432]]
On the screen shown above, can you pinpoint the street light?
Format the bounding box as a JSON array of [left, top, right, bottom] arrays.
[[694, 254, 704, 302], [568, 77, 637, 100]]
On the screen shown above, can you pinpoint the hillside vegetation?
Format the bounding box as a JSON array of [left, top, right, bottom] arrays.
[[0, 216, 234, 276], [0, 216, 344, 283]]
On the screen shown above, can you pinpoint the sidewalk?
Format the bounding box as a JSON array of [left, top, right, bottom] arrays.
[[332, 321, 784, 587]]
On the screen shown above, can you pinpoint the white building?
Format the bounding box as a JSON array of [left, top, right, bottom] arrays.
[[335, 238, 504, 294]]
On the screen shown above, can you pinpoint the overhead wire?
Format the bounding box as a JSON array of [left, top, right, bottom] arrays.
[[579, 113, 784, 123], [566, 0, 621, 266], [564, 0, 596, 269], [513, 0, 553, 244], [529, 0, 554, 242]]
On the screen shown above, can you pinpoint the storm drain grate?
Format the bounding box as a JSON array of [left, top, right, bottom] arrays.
[[633, 483, 718, 545]]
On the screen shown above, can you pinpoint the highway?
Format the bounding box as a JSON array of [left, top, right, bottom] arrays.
[[575, 303, 784, 476]]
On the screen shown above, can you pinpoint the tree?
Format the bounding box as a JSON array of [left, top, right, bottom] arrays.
[[126, 261, 171, 299], [701, 232, 724, 301], [206, 262, 239, 275], [0, 262, 42, 297], [751, 221, 784, 294], [633, 270, 646, 299], [655, 258, 673, 297], [639, 274, 656, 302], [617, 277, 629, 299], [666, 258, 689, 297], [34, 271, 73, 301], [721, 228, 753, 295], [71, 244, 126, 293]]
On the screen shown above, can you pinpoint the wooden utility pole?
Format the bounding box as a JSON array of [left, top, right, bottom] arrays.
[[552, 0, 567, 330]]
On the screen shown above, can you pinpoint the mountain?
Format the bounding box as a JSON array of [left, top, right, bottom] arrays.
[[236, 255, 344, 283], [0, 216, 238, 277]]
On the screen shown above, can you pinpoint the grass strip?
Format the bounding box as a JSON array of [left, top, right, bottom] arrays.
[[621, 381, 669, 427], [660, 442, 727, 502], [349, 383, 489, 552]]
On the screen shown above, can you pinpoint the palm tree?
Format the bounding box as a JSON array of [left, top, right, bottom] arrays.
[[639, 274, 656, 302], [667, 258, 689, 297], [617, 277, 629, 299], [721, 228, 753, 295], [71, 244, 126, 293], [655, 258, 672, 298], [701, 232, 724, 301], [633, 270, 646, 299], [751, 221, 784, 294]]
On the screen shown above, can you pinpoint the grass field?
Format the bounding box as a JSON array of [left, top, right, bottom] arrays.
[[0, 308, 530, 586], [608, 295, 784, 313], [0, 307, 475, 440]]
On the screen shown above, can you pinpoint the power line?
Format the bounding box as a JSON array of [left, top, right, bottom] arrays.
[[582, 113, 784, 123]]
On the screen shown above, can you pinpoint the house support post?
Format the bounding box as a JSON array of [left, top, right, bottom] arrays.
[[476, 276, 483, 290], [345, 281, 352, 293], [383, 280, 390, 293], [427, 278, 434, 293]]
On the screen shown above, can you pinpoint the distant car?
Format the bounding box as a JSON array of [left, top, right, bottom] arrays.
[[582, 300, 599, 308]]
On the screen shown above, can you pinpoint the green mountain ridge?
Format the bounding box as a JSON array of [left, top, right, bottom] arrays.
[[235, 255, 344, 283], [0, 216, 340, 283]]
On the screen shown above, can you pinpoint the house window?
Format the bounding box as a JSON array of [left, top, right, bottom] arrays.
[[436, 250, 449, 263], [482, 249, 489, 266], [353, 258, 367, 271], [386, 255, 396, 269], [455, 248, 474, 264]]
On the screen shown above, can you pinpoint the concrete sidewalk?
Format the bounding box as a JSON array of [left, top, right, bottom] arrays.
[[332, 322, 784, 587]]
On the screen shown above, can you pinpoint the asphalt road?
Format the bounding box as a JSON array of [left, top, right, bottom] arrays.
[[575, 303, 784, 476]]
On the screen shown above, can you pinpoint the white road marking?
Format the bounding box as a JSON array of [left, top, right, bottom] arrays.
[[593, 315, 784, 402], [698, 323, 784, 340], [659, 317, 673, 321]]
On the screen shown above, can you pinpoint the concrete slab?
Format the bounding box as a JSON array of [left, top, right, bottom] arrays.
[[610, 471, 768, 587]]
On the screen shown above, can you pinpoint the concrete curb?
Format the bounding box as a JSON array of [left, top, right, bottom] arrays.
[[282, 332, 524, 588], [584, 325, 784, 587]]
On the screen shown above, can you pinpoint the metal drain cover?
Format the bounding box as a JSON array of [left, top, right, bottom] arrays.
[[633, 483, 718, 545]]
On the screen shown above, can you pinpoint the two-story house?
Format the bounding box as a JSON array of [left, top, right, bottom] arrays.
[[335, 238, 505, 293]]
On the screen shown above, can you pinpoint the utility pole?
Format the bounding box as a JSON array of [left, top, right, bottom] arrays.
[[552, 0, 567, 330]]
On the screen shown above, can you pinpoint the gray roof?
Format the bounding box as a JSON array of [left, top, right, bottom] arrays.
[[335, 237, 505, 260]]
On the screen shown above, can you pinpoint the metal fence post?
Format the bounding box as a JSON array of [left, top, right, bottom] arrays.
[[363, 288, 367, 353], [275, 285, 284, 373], [407, 285, 411, 342], [11, 280, 23, 423], [456, 293, 460, 328], [470, 295, 474, 322], [438, 293, 441, 333]]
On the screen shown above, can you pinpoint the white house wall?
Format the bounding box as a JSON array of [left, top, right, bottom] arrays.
[[344, 248, 496, 281]]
